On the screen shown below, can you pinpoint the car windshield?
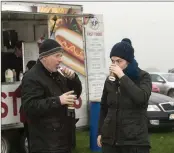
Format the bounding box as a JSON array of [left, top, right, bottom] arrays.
[[161, 74, 174, 82]]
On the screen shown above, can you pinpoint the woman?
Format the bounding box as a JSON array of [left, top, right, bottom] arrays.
[[97, 39, 152, 153]]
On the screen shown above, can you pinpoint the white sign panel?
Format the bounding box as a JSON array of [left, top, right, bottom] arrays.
[[22, 42, 39, 72], [1, 82, 87, 128], [1, 83, 22, 125], [85, 14, 106, 101]]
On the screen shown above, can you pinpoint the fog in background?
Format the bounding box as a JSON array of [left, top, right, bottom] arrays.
[[52, 2, 174, 72]]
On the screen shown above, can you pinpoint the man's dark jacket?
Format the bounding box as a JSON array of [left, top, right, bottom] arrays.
[[21, 60, 82, 153], [98, 69, 152, 147]]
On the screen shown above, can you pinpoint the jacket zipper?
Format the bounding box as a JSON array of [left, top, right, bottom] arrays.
[[113, 84, 120, 145]]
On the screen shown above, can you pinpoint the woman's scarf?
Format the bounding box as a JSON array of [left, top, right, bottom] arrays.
[[123, 59, 139, 80]]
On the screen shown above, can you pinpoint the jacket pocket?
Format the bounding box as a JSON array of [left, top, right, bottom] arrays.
[[121, 119, 144, 141], [43, 122, 64, 133]]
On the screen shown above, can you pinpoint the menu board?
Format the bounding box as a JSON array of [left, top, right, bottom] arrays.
[[85, 14, 107, 102]]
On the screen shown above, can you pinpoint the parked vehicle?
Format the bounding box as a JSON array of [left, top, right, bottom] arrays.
[[168, 68, 174, 73], [152, 84, 160, 93], [150, 72, 174, 98], [147, 92, 174, 128]]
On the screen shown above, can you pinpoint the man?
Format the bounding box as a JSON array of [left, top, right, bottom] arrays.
[[26, 60, 37, 71], [15, 60, 36, 153], [1, 40, 23, 82], [21, 39, 82, 153], [97, 39, 152, 153]]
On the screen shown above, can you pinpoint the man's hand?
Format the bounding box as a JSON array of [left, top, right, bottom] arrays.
[[109, 64, 125, 79], [97, 135, 102, 147], [59, 91, 77, 105], [61, 67, 75, 79]]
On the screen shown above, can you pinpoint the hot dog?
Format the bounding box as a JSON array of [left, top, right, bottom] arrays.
[[61, 52, 86, 76], [55, 27, 84, 64]]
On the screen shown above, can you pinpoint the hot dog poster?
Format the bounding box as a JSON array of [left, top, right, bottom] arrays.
[[38, 6, 88, 127], [39, 6, 85, 76]]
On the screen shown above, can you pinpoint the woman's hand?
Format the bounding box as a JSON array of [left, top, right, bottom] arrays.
[[109, 64, 125, 79], [97, 135, 102, 147]]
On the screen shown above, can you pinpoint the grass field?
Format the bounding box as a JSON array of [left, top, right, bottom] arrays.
[[74, 130, 174, 153]]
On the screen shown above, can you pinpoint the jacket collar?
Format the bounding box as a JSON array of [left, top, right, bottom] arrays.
[[36, 59, 60, 79]]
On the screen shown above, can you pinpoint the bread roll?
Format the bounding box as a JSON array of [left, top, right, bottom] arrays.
[[55, 27, 84, 63], [62, 52, 86, 76]]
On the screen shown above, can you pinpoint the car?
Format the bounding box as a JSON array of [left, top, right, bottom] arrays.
[[149, 72, 174, 98], [147, 92, 174, 128], [152, 84, 160, 93], [168, 68, 174, 73]]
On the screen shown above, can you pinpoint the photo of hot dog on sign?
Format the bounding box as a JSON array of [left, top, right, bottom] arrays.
[[39, 7, 85, 76]]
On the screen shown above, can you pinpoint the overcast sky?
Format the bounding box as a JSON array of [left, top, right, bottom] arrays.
[[52, 2, 174, 72]]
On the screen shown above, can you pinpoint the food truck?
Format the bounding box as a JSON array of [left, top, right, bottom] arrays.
[[1, 1, 106, 153]]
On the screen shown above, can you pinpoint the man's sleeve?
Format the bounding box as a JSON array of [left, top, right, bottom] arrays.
[[66, 73, 82, 99], [21, 76, 61, 118]]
